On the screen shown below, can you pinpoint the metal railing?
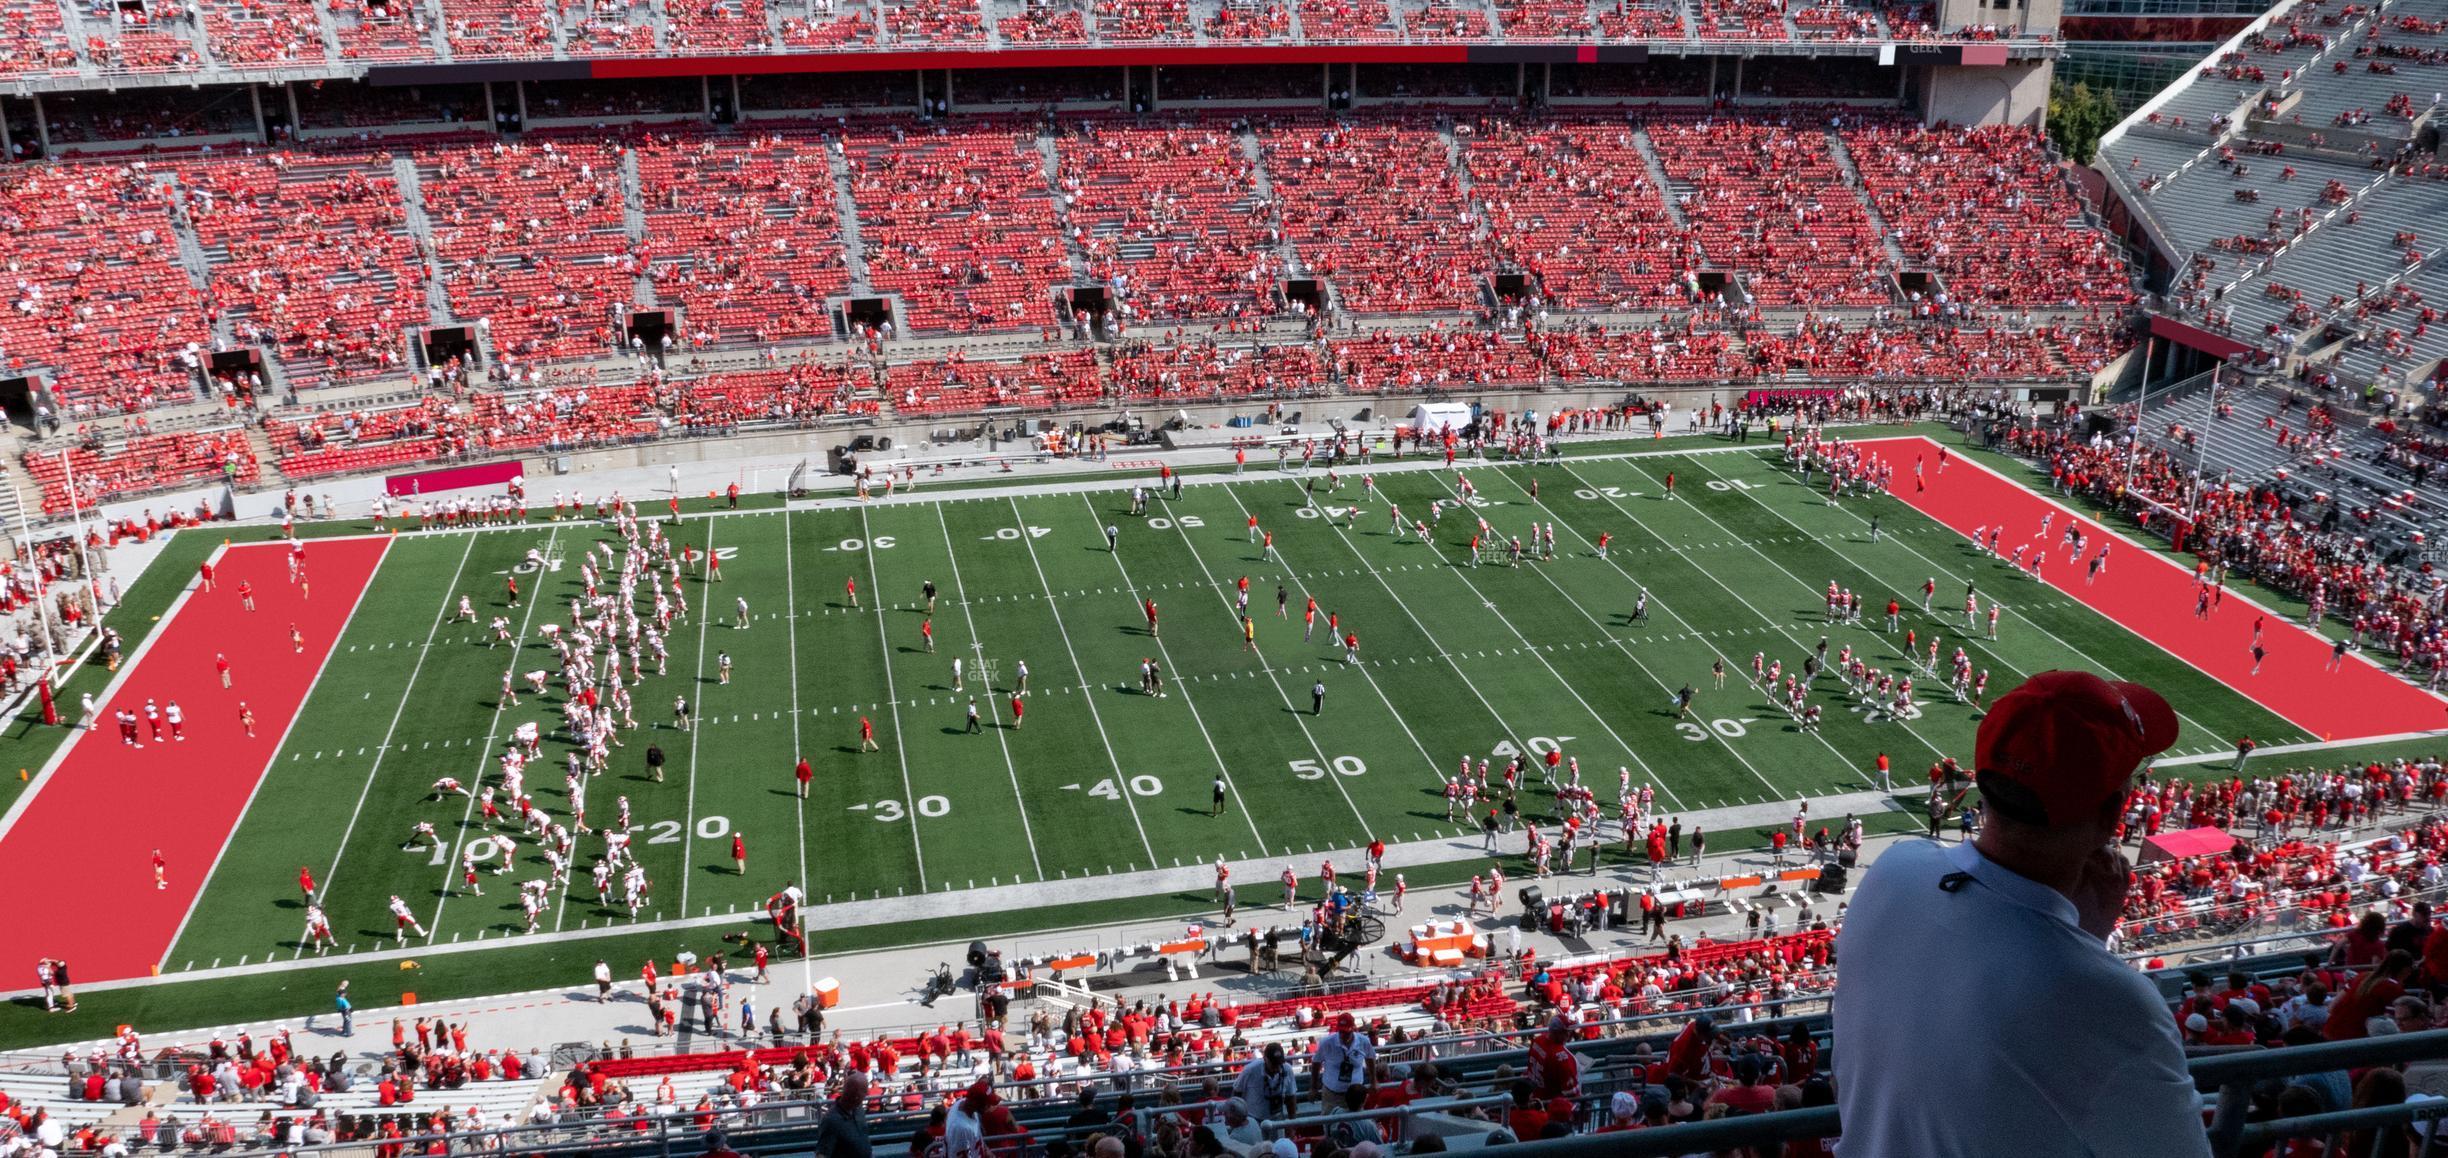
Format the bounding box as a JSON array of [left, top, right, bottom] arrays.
[[125, 1028, 2448, 1158], [1, 29, 2063, 95]]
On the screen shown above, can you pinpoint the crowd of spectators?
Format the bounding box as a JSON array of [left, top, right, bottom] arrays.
[[0, 0, 2069, 73], [1459, 116, 1690, 312], [635, 129, 853, 346], [1843, 122, 2137, 309], [0, 162, 208, 416], [1984, 404, 2448, 683], [178, 153, 431, 387], [419, 138, 639, 367], [1646, 113, 1891, 308], [267, 379, 659, 478], [843, 118, 1070, 333], [1257, 115, 1481, 315], [1055, 118, 1286, 328], [23, 428, 257, 514]]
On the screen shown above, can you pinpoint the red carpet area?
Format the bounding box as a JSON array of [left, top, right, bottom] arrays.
[[0, 535, 388, 983], [1858, 436, 2444, 742]]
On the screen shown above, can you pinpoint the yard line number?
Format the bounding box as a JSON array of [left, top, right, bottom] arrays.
[[850, 797, 951, 822], [1675, 719, 1752, 742], [1291, 756, 1367, 780], [1071, 776, 1162, 799], [420, 813, 736, 864]]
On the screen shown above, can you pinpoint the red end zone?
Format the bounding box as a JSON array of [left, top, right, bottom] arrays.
[[0, 536, 389, 983], [1859, 436, 2442, 742]]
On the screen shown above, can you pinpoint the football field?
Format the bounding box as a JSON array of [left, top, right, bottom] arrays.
[[22, 435, 2386, 984]]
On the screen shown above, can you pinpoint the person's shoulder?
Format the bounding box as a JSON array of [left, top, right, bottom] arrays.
[[1847, 838, 1954, 894]]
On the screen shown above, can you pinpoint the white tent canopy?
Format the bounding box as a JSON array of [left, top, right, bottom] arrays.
[[1406, 402, 1474, 439]]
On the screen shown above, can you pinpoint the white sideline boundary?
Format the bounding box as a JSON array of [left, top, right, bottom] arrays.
[[0, 537, 228, 844], [160, 536, 397, 970], [1863, 434, 2448, 737], [304, 535, 480, 957]]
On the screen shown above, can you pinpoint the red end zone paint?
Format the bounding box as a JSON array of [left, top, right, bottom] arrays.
[[1858, 436, 2443, 741], [0, 536, 389, 983]]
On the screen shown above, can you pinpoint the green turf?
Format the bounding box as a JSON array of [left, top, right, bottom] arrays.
[[154, 443, 2305, 975], [5, 424, 2408, 1048]]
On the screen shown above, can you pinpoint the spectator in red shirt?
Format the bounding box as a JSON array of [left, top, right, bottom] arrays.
[[1502, 1082, 1549, 1140], [1665, 1015, 1716, 1079], [1705, 1055, 1778, 1117], [2335, 912, 2389, 968], [1524, 1017, 1580, 1099], [2325, 951, 2415, 1040]]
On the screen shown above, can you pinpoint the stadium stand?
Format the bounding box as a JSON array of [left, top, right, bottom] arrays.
[[1051, 117, 1285, 327], [175, 154, 430, 388], [416, 139, 639, 366], [842, 117, 1071, 334], [22, 428, 257, 513], [1644, 113, 1892, 309], [1255, 115, 1482, 315], [0, 165, 206, 416], [2098, 0, 2448, 396], [633, 128, 853, 346], [0, 102, 2140, 518], [1458, 115, 1689, 312]]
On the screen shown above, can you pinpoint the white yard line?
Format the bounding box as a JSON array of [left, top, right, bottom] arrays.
[[677, 517, 721, 923], [425, 526, 562, 940], [1416, 469, 1788, 806], [860, 506, 931, 889], [1677, 448, 2240, 744], [1467, 466, 1881, 793], [1548, 459, 1954, 766], [1283, 478, 1683, 810], [1004, 495, 1160, 870], [784, 510, 812, 909], [1205, 484, 1486, 815], [2153, 730, 2448, 767], [933, 503, 1047, 880], [0, 537, 227, 843], [162, 537, 396, 969], [300, 534, 478, 958], [1082, 493, 1294, 852], [1343, 475, 1703, 809]]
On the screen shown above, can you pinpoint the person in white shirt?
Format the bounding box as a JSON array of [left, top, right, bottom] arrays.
[[943, 1078, 996, 1158], [1311, 1013, 1376, 1112], [1834, 670, 2209, 1158]]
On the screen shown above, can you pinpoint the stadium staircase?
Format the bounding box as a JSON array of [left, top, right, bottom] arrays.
[[388, 156, 455, 327], [1034, 131, 1096, 286], [825, 140, 874, 294], [621, 149, 655, 308], [1234, 124, 1318, 304], [0, 456, 30, 534], [1823, 130, 1909, 273], [1628, 127, 1688, 229]]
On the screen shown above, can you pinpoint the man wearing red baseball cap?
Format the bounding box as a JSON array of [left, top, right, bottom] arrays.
[[1311, 1012, 1376, 1112], [1833, 671, 2209, 1158]]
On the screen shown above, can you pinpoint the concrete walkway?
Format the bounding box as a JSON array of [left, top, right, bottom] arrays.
[[6, 800, 1924, 1070]]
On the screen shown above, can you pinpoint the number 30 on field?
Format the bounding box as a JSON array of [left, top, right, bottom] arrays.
[[851, 797, 951, 821], [1675, 719, 1749, 742]]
